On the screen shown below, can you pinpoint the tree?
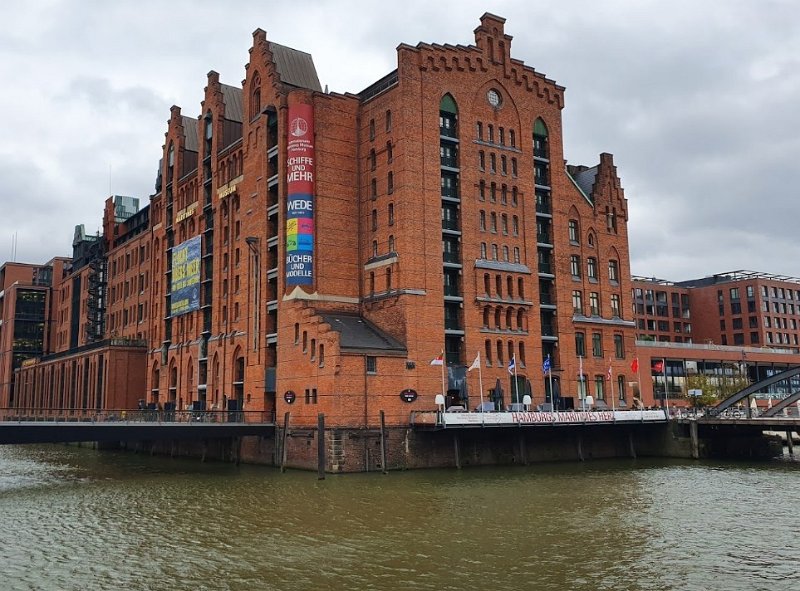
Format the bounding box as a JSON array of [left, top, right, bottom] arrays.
[[685, 371, 751, 408]]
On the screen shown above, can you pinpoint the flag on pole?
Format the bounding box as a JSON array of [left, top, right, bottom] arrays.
[[468, 352, 481, 372], [606, 365, 612, 381], [652, 360, 664, 373], [507, 356, 516, 375], [542, 354, 551, 375], [430, 351, 444, 366], [631, 357, 639, 373]]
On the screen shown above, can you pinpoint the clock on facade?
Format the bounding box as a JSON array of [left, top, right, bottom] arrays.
[[487, 89, 502, 108]]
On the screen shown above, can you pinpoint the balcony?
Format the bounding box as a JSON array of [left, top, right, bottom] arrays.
[[441, 218, 460, 232], [443, 250, 461, 264], [440, 155, 459, 169]]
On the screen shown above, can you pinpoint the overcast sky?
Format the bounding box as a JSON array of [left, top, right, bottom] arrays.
[[1, 0, 798, 281]]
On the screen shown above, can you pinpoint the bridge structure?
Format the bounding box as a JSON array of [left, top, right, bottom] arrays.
[[680, 366, 800, 458], [0, 408, 275, 446]]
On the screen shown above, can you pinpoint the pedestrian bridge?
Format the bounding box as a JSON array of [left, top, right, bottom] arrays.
[[0, 409, 275, 445]]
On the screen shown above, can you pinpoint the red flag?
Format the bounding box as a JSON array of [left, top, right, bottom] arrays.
[[630, 357, 639, 373], [652, 360, 664, 373], [606, 365, 612, 381]]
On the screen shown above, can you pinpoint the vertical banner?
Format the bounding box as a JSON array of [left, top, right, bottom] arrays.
[[170, 235, 201, 316], [285, 102, 315, 286]]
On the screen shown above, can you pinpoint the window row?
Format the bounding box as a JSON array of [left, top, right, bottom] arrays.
[[293, 323, 327, 368], [761, 285, 800, 301], [482, 273, 526, 300], [483, 339, 526, 367], [480, 242, 521, 264], [479, 211, 519, 235], [369, 142, 394, 170], [110, 244, 150, 276], [477, 181, 519, 206], [577, 374, 628, 402], [370, 172, 394, 199], [575, 331, 626, 359], [371, 236, 396, 257], [478, 151, 518, 177], [368, 266, 394, 295], [763, 316, 799, 330], [572, 290, 621, 317], [570, 255, 619, 282], [110, 272, 150, 303], [476, 122, 516, 148], [371, 203, 395, 231], [482, 307, 528, 332], [108, 302, 148, 330], [368, 110, 392, 141]]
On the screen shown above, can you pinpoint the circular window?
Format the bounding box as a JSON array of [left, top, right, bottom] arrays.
[[487, 89, 502, 108]]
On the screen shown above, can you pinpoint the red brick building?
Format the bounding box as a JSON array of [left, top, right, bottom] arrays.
[[4, 13, 638, 418], [5, 14, 645, 460]]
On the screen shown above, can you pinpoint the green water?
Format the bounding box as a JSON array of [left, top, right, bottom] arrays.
[[0, 446, 797, 591]]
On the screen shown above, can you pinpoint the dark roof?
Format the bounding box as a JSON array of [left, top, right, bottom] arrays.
[[320, 313, 406, 354], [269, 42, 322, 91], [181, 116, 198, 152], [569, 165, 598, 199], [220, 84, 243, 123], [474, 260, 531, 274]]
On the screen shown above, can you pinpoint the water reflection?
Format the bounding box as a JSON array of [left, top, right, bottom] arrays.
[[0, 446, 797, 591]]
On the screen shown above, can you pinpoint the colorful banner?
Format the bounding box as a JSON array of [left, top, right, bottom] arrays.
[[285, 102, 315, 286], [170, 235, 201, 316]]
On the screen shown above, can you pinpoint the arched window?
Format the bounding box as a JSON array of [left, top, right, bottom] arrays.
[[506, 308, 512, 328], [250, 72, 262, 119], [533, 118, 549, 158], [484, 273, 490, 295], [517, 309, 524, 330], [439, 94, 458, 136], [483, 307, 490, 327], [495, 308, 502, 328]]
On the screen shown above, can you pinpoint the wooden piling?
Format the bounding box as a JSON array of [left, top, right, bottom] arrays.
[[787, 430, 794, 456], [628, 430, 637, 459], [380, 410, 388, 474], [690, 420, 699, 459], [453, 432, 461, 469], [317, 413, 326, 480], [280, 412, 289, 472]]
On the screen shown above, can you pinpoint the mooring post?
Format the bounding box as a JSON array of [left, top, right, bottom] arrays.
[[690, 420, 700, 459], [628, 430, 637, 459], [519, 431, 528, 465], [280, 411, 290, 473], [317, 413, 326, 480], [380, 410, 388, 474], [787, 430, 794, 456], [576, 432, 584, 461], [453, 432, 461, 469]]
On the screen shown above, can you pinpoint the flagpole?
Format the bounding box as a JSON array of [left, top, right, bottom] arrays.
[[441, 349, 446, 405], [579, 355, 584, 411], [663, 357, 669, 418], [636, 358, 642, 409], [513, 356, 519, 405], [548, 354, 555, 414], [610, 363, 616, 412]]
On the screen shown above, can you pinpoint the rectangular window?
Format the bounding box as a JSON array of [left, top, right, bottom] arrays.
[[611, 294, 620, 317], [595, 376, 605, 400], [608, 260, 619, 282], [570, 255, 581, 278], [572, 290, 583, 314], [614, 334, 624, 358], [592, 333, 603, 357], [366, 356, 377, 374], [590, 292, 600, 316], [575, 331, 586, 357], [587, 258, 598, 280]]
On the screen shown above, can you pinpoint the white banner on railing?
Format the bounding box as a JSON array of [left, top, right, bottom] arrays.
[[441, 409, 667, 426]]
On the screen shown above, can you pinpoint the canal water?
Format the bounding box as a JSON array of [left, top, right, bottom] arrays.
[[0, 446, 797, 591]]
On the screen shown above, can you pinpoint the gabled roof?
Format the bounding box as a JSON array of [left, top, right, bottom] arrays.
[[181, 115, 198, 152], [220, 84, 243, 123], [320, 313, 406, 355], [269, 42, 322, 91], [569, 165, 598, 200]]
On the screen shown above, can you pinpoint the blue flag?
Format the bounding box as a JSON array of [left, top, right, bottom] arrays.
[[507, 356, 516, 374], [542, 355, 551, 375]]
